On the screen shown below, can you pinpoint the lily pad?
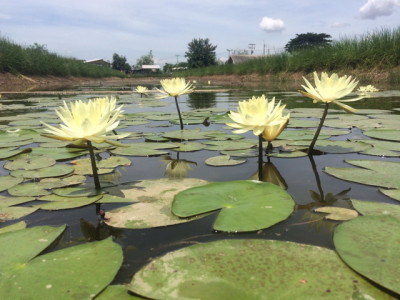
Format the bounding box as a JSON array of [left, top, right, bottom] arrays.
[[0, 196, 35, 208], [4, 155, 56, 171], [130, 239, 391, 300], [162, 129, 209, 140], [29, 147, 86, 161], [111, 142, 178, 157], [0, 207, 38, 221], [104, 178, 209, 229], [291, 140, 371, 154], [96, 285, 142, 300], [0, 147, 32, 160], [325, 159, 400, 189], [205, 139, 256, 151], [10, 164, 74, 179], [171, 142, 206, 152], [0, 176, 24, 192], [52, 184, 105, 197], [314, 207, 358, 221], [220, 149, 258, 158], [205, 155, 246, 166], [172, 180, 295, 232], [363, 129, 400, 141], [0, 225, 66, 272], [0, 237, 123, 299], [351, 199, 400, 219], [35, 194, 102, 210], [38, 175, 87, 189], [0, 221, 27, 235], [334, 215, 400, 294], [379, 188, 400, 201], [8, 182, 51, 197]]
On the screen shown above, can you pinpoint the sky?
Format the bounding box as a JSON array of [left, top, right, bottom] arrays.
[[1, 0, 399, 66]]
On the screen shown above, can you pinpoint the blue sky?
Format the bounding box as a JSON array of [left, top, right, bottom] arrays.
[[1, 0, 399, 66]]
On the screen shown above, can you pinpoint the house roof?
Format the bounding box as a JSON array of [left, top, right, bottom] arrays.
[[84, 58, 110, 65], [141, 64, 161, 69], [227, 55, 267, 64]]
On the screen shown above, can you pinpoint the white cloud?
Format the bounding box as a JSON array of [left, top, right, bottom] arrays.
[[359, 0, 400, 19], [259, 17, 285, 32], [331, 21, 351, 28]]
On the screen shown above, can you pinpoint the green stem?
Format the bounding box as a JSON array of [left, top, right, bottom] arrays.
[[174, 96, 184, 130], [87, 140, 101, 190], [308, 154, 324, 200], [258, 135, 263, 181], [308, 103, 329, 155]]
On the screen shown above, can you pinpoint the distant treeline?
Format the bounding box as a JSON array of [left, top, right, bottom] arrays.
[[178, 28, 400, 78], [0, 37, 125, 78]]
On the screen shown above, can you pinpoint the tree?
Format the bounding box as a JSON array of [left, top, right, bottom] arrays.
[[185, 38, 217, 68], [135, 50, 154, 69], [112, 53, 131, 73], [284, 33, 332, 53]]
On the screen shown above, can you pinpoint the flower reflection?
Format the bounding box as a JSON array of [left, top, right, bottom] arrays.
[[250, 162, 288, 190], [135, 85, 149, 97], [160, 154, 197, 179]]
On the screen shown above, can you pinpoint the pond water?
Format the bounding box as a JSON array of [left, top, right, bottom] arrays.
[[1, 83, 400, 295]]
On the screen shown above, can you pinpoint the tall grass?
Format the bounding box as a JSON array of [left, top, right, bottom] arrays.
[[0, 37, 125, 78], [179, 27, 400, 76]]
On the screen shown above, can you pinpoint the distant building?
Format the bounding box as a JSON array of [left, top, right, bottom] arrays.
[[226, 55, 268, 64], [140, 64, 161, 73], [84, 59, 111, 67]]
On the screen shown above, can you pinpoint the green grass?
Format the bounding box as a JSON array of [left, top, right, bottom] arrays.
[[0, 37, 125, 78], [178, 27, 400, 77]]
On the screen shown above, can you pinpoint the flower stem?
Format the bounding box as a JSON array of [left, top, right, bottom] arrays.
[[258, 135, 263, 181], [174, 96, 184, 130], [87, 141, 101, 190], [308, 103, 329, 155]]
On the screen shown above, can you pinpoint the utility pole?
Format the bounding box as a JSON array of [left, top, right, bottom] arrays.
[[176, 55, 180, 63], [248, 43, 255, 55], [227, 49, 232, 56]]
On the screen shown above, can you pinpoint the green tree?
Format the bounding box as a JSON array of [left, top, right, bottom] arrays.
[[284, 33, 332, 53], [112, 53, 131, 73], [185, 38, 217, 68], [135, 50, 155, 69]]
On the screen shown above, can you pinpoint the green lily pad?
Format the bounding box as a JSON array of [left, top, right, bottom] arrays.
[[0, 237, 123, 299], [379, 188, 400, 201], [205, 155, 246, 166], [314, 207, 358, 221], [291, 140, 371, 154], [8, 182, 51, 197], [363, 129, 400, 141], [287, 119, 319, 128], [130, 239, 391, 300], [52, 184, 105, 197], [0, 207, 38, 221], [351, 199, 400, 219], [334, 215, 400, 294], [38, 175, 87, 189], [0, 225, 66, 272], [0, 147, 32, 160], [268, 151, 308, 158], [205, 139, 256, 151], [96, 194, 136, 203], [0, 221, 27, 235], [10, 164, 74, 179], [278, 130, 329, 141], [96, 285, 142, 300], [325, 159, 400, 189], [162, 129, 208, 140], [0, 196, 35, 208], [172, 180, 295, 232], [4, 155, 56, 171], [220, 149, 258, 158], [29, 147, 86, 161], [111, 142, 178, 157], [35, 194, 102, 210], [104, 178, 209, 229], [0, 176, 24, 192], [171, 142, 206, 152]]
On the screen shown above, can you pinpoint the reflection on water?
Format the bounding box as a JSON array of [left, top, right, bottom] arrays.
[[250, 161, 288, 190], [187, 92, 216, 109], [160, 152, 197, 179]]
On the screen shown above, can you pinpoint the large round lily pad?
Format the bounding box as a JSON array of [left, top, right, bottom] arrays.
[[205, 155, 246, 166], [129, 239, 391, 300], [334, 215, 400, 294], [35, 194, 103, 210], [0, 237, 123, 299], [363, 129, 400, 141], [111, 142, 178, 156], [172, 180, 295, 232], [4, 155, 56, 171], [0, 176, 23, 192], [104, 178, 209, 229], [10, 164, 74, 179], [325, 159, 400, 189], [351, 199, 400, 219]]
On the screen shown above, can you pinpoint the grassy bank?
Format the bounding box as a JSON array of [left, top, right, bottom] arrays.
[[0, 37, 125, 78], [178, 28, 400, 84]]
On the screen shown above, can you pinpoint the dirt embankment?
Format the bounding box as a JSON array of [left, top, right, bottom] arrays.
[[0, 70, 396, 93]]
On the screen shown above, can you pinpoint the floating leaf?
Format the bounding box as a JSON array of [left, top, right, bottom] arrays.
[[130, 239, 390, 300], [205, 155, 246, 166], [52, 184, 105, 197], [351, 199, 400, 219], [96, 285, 142, 300], [4, 155, 56, 171], [291, 140, 371, 154], [379, 188, 400, 201], [0, 147, 32, 160], [163, 129, 208, 140], [10, 164, 74, 179], [0, 225, 66, 272], [0, 207, 38, 221], [38, 175, 86, 189], [29, 147, 86, 161], [111, 142, 178, 157], [96, 194, 136, 203], [363, 129, 400, 141], [105, 178, 209, 229], [35, 194, 102, 210], [8, 182, 51, 197], [334, 215, 400, 294], [0, 237, 123, 299], [172, 181, 295, 232], [325, 159, 400, 189], [220, 149, 258, 158], [0, 195, 35, 208], [314, 207, 358, 221], [0, 221, 26, 235], [0, 176, 23, 192], [171, 142, 206, 152], [205, 140, 256, 151]]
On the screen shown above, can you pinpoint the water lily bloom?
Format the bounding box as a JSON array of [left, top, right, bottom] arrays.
[[156, 77, 194, 99], [42, 97, 128, 145], [135, 86, 148, 96], [357, 84, 379, 96], [300, 72, 363, 113], [226, 95, 290, 138]]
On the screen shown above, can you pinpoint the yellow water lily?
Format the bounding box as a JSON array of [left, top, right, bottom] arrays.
[[300, 72, 363, 113], [357, 84, 379, 96], [226, 95, 290, 139], [156, 77, 194, 99], [42, 97, 128, 144], [135, 86, 148, 96]]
